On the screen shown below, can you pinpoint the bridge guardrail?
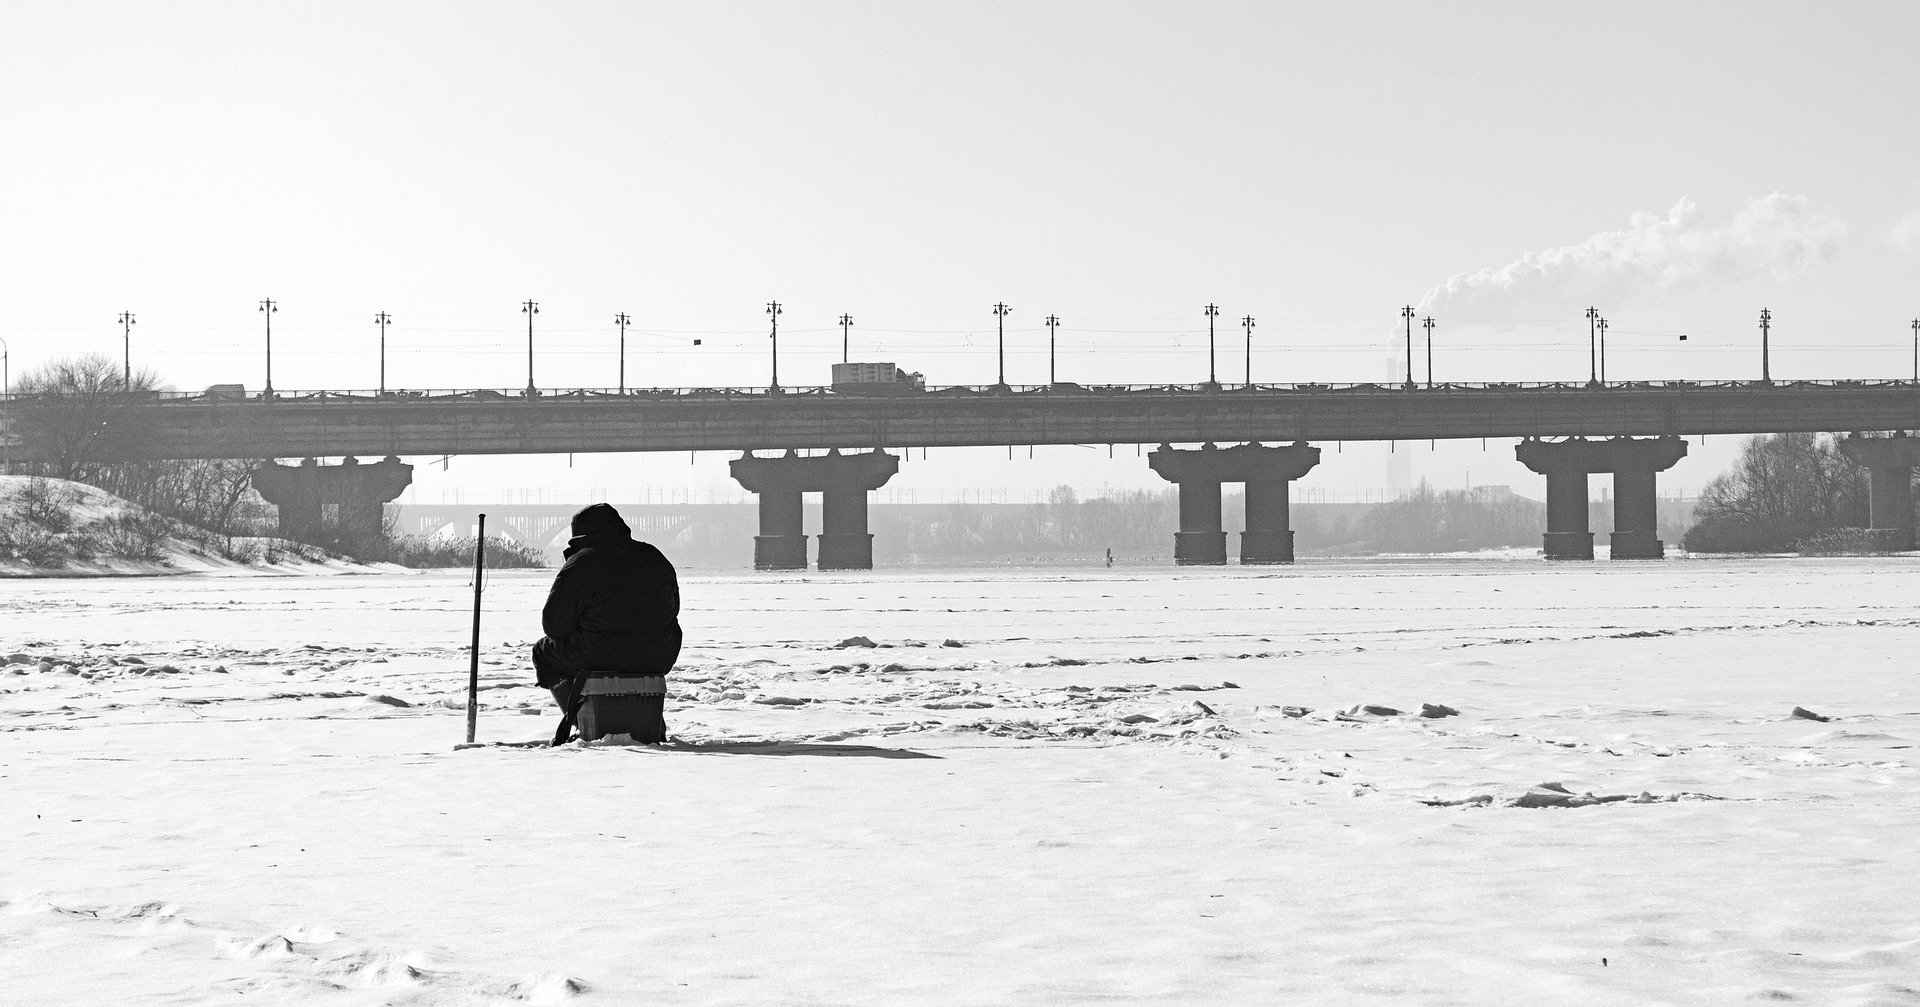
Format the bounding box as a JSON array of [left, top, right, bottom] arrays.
[[10, 378, 1916, 407]]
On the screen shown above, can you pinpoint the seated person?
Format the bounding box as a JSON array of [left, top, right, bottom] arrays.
[[534, 503, 682, 741]]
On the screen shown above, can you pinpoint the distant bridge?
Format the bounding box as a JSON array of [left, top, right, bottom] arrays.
[[4, 380, 1917, 462], [394, 502, 733, 551]]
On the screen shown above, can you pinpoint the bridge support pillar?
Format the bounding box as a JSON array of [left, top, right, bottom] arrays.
[[818, 487, 876, 570], [1173, 477, 1227, 565], [1541, 466, 1593, 560], [1517, 437, 1686, 560], [1149, 442, 1321, 565], [1241, 476, 1294, 564], [1838, 434, 1920, 550], [250, 456, 413, 542], [752, 487, 806, 570], [730, 449, 900, 570]]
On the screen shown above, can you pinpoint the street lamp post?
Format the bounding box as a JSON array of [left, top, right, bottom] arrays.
[[614, 312, 631, 394], [1910, 318, 1917, 382], [1422, 315, 1435, 387], [839, 313, 853, 364], [1204, 304, 1220, 386], [259, 299, 277, 397], [767, 301, 782, 392], [1585, 306, 1599, 386], [1045, 314, 1061, 384], [1241, 315, 1255, 386], [117, 311, 135, 389], [992, 302, 1011, 387], [1759, 308, 1772, 384], [374, 311, 391, 394], [522, 300, 539, 394], [1596, 316, 1608, 384], [1400, 305, 1414, 389]]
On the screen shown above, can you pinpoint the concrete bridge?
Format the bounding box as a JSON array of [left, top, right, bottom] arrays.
[[6, 379, 1918, 565], [11, 379, 1917, 459]]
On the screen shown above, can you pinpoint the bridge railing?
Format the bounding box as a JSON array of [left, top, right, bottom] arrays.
[[9, 377, 1919, 406]]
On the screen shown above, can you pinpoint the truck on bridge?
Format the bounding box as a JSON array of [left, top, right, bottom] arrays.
[[831, 361, 924, 396]]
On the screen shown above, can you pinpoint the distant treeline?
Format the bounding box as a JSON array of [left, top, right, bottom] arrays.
[[1300, 483, 1544, 555], [640, 484, 1625, 566]]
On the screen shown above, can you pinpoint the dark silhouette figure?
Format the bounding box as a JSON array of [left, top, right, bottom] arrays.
[[534, 503, 682, 742]]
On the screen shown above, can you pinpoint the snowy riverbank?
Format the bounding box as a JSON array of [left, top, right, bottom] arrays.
[[5, 562, 1919, 1004], [0, 476, 391, 578]]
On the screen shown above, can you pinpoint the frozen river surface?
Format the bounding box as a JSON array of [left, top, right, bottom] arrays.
[[4, 559, 1919, 1005]]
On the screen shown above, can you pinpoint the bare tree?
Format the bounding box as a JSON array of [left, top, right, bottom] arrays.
[[13, 354, 161, 480], [1684, 433, 1869, 551], [13, 355, 272, 542]]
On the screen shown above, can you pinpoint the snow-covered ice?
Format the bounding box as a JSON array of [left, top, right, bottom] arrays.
[[4, 559, 1919, 1004]]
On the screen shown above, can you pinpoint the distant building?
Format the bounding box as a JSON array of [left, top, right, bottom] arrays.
[[1386, 443, 1412, 498]]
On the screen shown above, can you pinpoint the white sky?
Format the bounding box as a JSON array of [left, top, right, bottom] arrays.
[[4, 2, 1917, 504]]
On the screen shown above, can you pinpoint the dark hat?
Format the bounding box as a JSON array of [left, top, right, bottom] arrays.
[[570, 502, 631, 538]]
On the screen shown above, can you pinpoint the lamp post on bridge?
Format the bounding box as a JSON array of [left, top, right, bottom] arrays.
[[117, 311, 135, 389], [1759, 307, 1772, 385], [1422, 315, 1435, 387], [374, 311, 391, 394], [839, 313, 854, 364], [992, 302, 1011, 387], [1204, 303, 1220, 387], [1585, 306, 1599, 387], [767, 301, 782, 393], [522, 300, 539, 395], [259, 299, 277, 397], [1400, 305, 1414, 390], [1045, 314, 1060, 384], [610, 313, 633, 395], [1910, 318, 1917, 382], [1241, 315, 1254, 387], [1596, 316, 1608, 384]]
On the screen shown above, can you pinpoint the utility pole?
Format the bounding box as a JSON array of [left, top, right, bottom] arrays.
[[1400, 305, 1415, 389], [259, 299, 277, 396], [613, 312, 631, 394], [1204, 304, 1220, 386], [1585, 306, 1599, 386], [1241, 315, 1255, 386], [117, 311, 136, 389], [522, 300, 539, 394], [1421, 315, 1435, 387], [1596, 316, 1608, 384], [993, 302, 1011, 387], [374, 311, 391, 394], [1044, 314, 1061, 384], [1910, 318, 1917, 382], [767, 301, 782, 392], [839, 313, 853, 364], [0, 336, 9, 471], [1759, 307, 1772, 384]]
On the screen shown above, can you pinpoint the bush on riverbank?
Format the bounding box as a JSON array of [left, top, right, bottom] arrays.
[[1682, 433, 1871, 553], [388, 534, 548, 568]]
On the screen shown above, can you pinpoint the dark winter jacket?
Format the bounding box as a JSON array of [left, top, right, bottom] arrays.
[[536, 504, 682, 687]]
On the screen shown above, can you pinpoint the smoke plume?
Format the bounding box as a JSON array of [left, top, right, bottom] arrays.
[[1417, 194, 1846, 320], [1889, 210, 1920, 254]]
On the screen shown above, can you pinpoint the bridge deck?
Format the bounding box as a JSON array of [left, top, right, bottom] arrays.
[[5, 381, 1918, 461]]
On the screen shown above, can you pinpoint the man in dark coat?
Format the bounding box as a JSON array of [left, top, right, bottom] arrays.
[[534, 503, 682, 717]]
